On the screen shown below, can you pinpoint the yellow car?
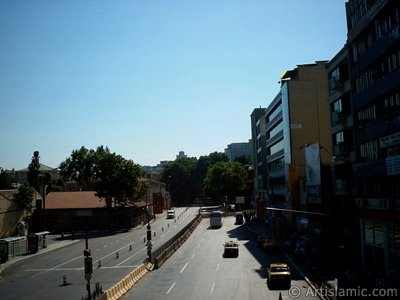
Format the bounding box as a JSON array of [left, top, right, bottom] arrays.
[[267, 262, 291, 288]]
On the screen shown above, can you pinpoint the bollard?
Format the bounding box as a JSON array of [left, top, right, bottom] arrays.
[[98, 260, 101, 268], [129, 244, 132, 251], [162, 227, 164, 232], [63, 275, 67, 286], [144, 237, 146, 243], [115, 252, 119, 259], [154, 232, 156, 237]]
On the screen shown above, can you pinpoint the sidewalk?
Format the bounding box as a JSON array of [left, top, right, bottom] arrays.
[[0, 234, 80, 277]]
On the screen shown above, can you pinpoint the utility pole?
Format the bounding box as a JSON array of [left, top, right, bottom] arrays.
[[84, 231, 93, 299], [146, 206, 152, 263]]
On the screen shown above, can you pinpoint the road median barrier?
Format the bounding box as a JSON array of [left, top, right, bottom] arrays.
[[97, 214, 201, 300], [98, 262, 150, 300], [153, 214, 202, 269]]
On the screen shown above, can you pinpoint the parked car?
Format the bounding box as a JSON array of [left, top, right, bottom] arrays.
[[235, 212, 244, 224], [258, 235, 279, 252], [167, 209, 176, 219], [223, 240, 239, 257], [267, 262, 291, 288]]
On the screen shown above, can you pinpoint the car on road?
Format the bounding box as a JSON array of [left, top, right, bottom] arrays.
[[223, 240, 239, 257], [167, 209, 176, 219], [258, 236, 279, 252], [235, 212, 244, 224], [267, 262, 291, 288]]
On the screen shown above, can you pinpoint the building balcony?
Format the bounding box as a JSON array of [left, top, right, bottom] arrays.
[[357, 111, 400, 143], [352, 68, 400, 111], [353, 158, 387, 178]]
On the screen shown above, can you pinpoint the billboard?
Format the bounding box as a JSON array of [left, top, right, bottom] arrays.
[[305, 143, 321, 204]]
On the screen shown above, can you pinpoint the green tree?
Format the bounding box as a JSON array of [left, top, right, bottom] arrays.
[[195, 152, 228, 199], [161, 157, 198, 206], [27, 151, 41, 191], [0, 168, 13, 189], [59, 146, 96, 190], [59, 146, 146, 206], [14, 182, 35, 212], [93, 148, 145, 206], [203, 161, 247, 204]]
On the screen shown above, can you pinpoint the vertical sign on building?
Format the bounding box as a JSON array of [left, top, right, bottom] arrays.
[[305, 143, 321, 204]]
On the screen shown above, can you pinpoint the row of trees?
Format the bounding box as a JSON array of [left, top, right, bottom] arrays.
[[2, 147, 253, 210], [159, 152, 253, 206]]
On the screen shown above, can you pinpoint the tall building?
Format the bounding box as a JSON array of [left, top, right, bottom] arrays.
[[264, 61, 332, 241], [224, 142, 252, 162], [250, 108, 267, 200], [346, 0, 400, 282], [326, 46, 359, 273], [176, 151, 187, 160]]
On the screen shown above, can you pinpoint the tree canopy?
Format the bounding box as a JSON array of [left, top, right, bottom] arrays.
[[59, 146, 146, 206], [160, 152, 250, 205], [14, 182, 35, 212], [203, 161, 248, 203]]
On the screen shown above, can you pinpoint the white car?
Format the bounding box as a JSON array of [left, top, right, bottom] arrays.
[[167, 209, 176, 219]]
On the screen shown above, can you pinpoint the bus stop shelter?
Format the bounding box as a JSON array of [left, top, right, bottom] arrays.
[[0, 236, 27, 263]]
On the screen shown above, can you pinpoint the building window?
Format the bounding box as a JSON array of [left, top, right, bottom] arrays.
[[269, 139, 284, 156], [358, 104, 376, 122], [334, 99, 343, 113], [267, 122, 283, 140], [335, 131, 344, 144], [360, 140, 378, 160], [365, 220, 384, 247], [389, 223, 400, 250], [267, 103, 282, 123]]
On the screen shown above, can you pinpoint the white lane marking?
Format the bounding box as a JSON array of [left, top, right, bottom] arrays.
[[116, 247, 147, 266], [179, 262, 188, 273], [27, 265, 139, 271], [210, 282, 215, 294], [216, 263, 220, 272], [167, 282, 176, 294], [191, 253, 195, 259]]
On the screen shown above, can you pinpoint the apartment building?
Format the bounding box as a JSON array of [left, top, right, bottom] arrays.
[[250, 108, 267, 200], [346, 0, 400, 281], [326, 46, 359, 269], [224, 142, 253, 162], [262, 61, 332, 240]]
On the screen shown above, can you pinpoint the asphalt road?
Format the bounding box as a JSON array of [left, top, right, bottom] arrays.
[[0, 207, 198, 300], [122, 215, 320, 300]]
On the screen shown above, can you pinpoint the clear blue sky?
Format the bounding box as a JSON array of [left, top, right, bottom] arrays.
[[0, 0, 347, 170]]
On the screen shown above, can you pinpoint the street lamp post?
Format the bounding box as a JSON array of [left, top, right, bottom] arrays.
[[145, 206, 152, 263]]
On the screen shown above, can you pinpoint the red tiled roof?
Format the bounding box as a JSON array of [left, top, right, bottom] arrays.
[[45, 191, 106, 209]]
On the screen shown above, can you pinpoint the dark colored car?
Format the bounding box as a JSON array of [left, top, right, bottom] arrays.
[[223, 240, 239, 257]]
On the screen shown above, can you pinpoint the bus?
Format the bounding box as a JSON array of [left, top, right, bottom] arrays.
[[210, 211, 223, 228]]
